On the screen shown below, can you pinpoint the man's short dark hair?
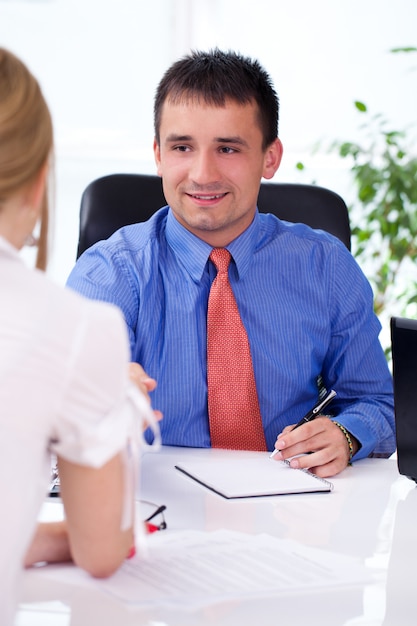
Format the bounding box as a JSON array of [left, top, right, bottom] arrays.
[[154, 48, 279, 150]]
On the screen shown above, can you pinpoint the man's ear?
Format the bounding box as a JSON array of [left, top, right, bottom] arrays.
[[262, 138, 283, 180], [153, 139, 162, 177]]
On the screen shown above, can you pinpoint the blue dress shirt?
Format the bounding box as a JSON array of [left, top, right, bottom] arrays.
[[67, 207, 395, 458]]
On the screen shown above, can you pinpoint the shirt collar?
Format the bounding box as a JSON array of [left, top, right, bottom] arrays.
[[227, 212, 260, 279], [165, 209, 212, 282], [165, 209, 261, 282]]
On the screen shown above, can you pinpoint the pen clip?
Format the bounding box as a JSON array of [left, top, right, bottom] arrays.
[[311, 389, 337, 415]]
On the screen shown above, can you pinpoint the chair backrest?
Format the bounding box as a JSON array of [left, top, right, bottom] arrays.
[[76, 173, 350, 258]]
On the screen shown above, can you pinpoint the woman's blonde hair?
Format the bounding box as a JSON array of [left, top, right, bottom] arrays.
[[0, 47, 53, 270]]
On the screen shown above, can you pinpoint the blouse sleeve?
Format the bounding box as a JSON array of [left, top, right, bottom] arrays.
[[50, 299, 155, 467]]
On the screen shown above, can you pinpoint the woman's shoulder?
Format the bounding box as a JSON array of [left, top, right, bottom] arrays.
[[23, 266, 129, 357]]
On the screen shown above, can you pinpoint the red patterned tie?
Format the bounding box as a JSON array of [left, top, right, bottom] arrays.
[[207, 248, 267, 451]]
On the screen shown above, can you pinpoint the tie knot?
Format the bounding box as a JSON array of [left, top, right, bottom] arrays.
[[210, 248, 231, 274]]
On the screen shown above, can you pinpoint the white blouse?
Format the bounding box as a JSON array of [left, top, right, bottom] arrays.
[[0, 237, 153, 625]]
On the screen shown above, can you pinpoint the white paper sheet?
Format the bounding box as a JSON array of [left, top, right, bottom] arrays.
[[30, 530, 373, 610]]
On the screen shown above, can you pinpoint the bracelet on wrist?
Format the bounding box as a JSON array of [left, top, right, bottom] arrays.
[[333, 421, 354, 461]]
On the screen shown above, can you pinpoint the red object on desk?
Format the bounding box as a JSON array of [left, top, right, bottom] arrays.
[[145, 521, 160, 533]]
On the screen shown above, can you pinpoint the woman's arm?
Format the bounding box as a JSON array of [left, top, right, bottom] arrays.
[[25, 451, 134, 578]]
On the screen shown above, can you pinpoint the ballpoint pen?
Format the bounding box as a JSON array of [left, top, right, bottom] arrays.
[[270, 388, 337, 458]]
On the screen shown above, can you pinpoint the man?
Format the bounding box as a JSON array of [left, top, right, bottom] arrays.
[[67, 49, 395, 477]]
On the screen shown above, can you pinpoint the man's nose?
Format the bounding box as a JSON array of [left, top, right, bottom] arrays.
[[189, 151, 220, 186]]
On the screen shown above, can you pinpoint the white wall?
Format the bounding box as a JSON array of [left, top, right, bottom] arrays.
[[0, 0, 416, 286]]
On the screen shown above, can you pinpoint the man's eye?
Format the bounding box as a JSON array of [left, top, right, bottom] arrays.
[[174, 145, 189, 152], [219, 146, 236, 154]]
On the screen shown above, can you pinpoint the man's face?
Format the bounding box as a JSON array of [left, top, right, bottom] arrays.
[[154, 98, 282, 247]]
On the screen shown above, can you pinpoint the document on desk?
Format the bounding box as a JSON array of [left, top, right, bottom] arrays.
[[175, 454, 333, 498], [33, 530, 372, 610]]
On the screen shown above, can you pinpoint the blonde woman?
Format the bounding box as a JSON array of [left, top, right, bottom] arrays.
[[0, 48, 159, 625]]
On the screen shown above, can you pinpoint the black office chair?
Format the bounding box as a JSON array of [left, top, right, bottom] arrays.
[[76, 173, 351, 258]]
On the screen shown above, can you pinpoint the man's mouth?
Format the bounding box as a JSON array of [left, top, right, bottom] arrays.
[[188, 193, 227, 201]]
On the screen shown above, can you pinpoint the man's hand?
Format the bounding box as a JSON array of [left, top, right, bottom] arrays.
[[128, 362, 163, 424], [271, 416, 359, 477], [128, 362, 157, 396]]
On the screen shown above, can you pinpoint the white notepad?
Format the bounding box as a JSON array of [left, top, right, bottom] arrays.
[[175, 455, 333, 499]]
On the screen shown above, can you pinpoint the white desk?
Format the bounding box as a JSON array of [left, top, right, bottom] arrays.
[[15, 447, 417, 626]]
